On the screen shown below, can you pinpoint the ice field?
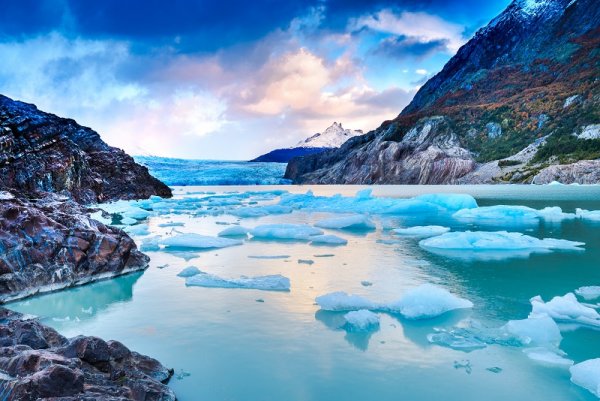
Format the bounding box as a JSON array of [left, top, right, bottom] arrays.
[[8, 184, 600, 401]]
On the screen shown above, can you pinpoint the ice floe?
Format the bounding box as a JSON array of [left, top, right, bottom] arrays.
[[453, 205, 575, 224], [414, 193, 478, 211], [314, 215, 375, 230], [250, 224, 323, 240], [124, 224, 150, 236], [177, 266, 202, 277], [218, 226, 250, 237], [522, 347, 573, 366], [158, 222, 185, 228], [393, 225, 450, 238], [570, 358, 600, 397], [160, 234, 243, 249], [230, 205, 292, 218], [309, 235, 348, 245], [575, 286, 600, 301], [576, 208, 600, 222], [529, 293, 600, 328], [316, 292, 377, 312], [185, 271, 290, 291], [502, 315, 562, 346], [343, 310, 380, 332]]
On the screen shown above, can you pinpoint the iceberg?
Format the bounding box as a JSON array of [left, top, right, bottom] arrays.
[[139, 236, 161, 252], [250, 224, 323, 240], [314, 215, 375, 230], [453, 205, 576, 224], [385, 284, 473, 320], [177, 266, 202, 277], [124, 224, 150, 236], [502, 315, 562, 346], [316, 292, 377, 312], [230, 205, 292, 218], [186, 271, 290, 291], [160, 234, 243, 249], [248, 255, 290, 259], [393, 225, 450, 238], [575, 286, 600, 301], [310, 235, 348, 245], [529, 293, 600, 328], [570, 358, 600, 397], [576, 208, 600, 222], [218, 226, 250, 237], [343, 310, 380, 332], [414, 193, 478, 211]]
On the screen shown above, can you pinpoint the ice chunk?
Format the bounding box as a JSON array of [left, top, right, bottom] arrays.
[[314, 215, 375, 230], [123, 207, 152, 220], [576, 208, 600, 222], [453, 205, 541, 224], [529, 293, 600, 328], [120, 217, 138, 225], [177, 266, 201, 277], [158, 221, 185, 228], [502, 315, 562, 346], [160, 234, 243, 249], [393, 225, 450, 238], [186, 271, 290, 291], [139, 236, 161, 252], [570, 359, 600, 397], [414, 193, 478, 210], [343, 310, 380, 332], [230, 205, 292, 218], [124, 224, 150, 236], [310, 235, 348, 245], [523, 348, 573, 366], [385, 284, 473, 319], [575, 286, 600, 301], [316, 292, 376, 311], [537, 207, 577, 221], [250, 224, 323, 240], [218, 226, 249, 237]]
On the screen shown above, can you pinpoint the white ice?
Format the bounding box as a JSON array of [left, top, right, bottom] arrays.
[[576, 208, 600, 222], [529, 293, 600, 328], [158, 222, 185, 228], [310, 235, 348, 245], [393, 225, 450, 238], [124, 224, 150, 236], [502, 315, 562, 346], [453, 205, 575, 224], [186, 271, 290, 291], [385, 284, 473, 320], [570, 359, 600, 397], [218, 226, 250, 237], [250, 224, 323, 240], [160, 233, 243, 249], [177, 266, 202, 277], [343, 310, 380, 332], [523, 347, 573, 366], [576, 286, 600, 301], [314, 215, 375, 230], [315, 292, 377, 312], [414, 193, 478, 211]]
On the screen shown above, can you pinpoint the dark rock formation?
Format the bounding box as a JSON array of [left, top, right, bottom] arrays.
[[0, 308, 176, 400], [250, 147, 330, 163], [286, 0, 600, 184], [0, 95, 171, 203], [0, 192, 149, 303]]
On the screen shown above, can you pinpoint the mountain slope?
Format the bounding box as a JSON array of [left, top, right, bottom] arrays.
[[285, 0, 600, 184], [251, 122, 363, 163]]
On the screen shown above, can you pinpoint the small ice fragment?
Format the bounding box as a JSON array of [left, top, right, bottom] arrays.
[[393, 225, 450, 238], [123, 207, 152, 220], [177, 266, 201, 277], [576, 208, 600, 222], [161, 234, 243, 249], [139, 236, 161, 252], [570, 358, 600, 397], [298, 259, 314, 265], [218, 226, 249, 237], [248, 255, 290, 259], [315, 215, 375, 230], [415, 193, 478, 210], [255, 299, 265, 303], [575, 286, 600, 301], [120, 217, 137, 225], [250, 224, 323, 240], [314, 254, 335, 257], [310, 235, 348, 245], [361, 281, 373, 287], [316, 292, 376, 311], [186, 272, 290, 291], [158, 222, 185, 228], [529, 293, 600, 328], [343, 310, 380, 332], [502, 315, 562, 346], [124, 224, 150, 236], [386, 284, 473, 320]]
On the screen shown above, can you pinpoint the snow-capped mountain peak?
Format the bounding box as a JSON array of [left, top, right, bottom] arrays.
[[296, 122, 363, 148]]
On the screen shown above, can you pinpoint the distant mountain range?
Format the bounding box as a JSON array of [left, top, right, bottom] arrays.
[[250, 122, 363, 162], [285, 0, 600, 184]]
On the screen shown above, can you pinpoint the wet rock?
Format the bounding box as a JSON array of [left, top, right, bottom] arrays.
[[532, 160, 600, 184]]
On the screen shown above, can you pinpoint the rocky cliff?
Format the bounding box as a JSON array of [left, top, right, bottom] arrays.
[[286, 0, 600, 184]]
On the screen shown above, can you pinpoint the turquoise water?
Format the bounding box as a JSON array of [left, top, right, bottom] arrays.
[[8, 185, 600, 401]]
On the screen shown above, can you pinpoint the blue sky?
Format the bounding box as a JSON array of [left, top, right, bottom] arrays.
[[0, 0, 509, 159]]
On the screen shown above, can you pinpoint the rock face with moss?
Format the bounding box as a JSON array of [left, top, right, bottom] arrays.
[[285, 0, 600, 184]]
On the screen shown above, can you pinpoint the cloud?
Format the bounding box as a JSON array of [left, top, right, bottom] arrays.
[[374, 36, 449, 59]]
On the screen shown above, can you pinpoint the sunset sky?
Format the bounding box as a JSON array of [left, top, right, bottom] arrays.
[[0, 0, 509, 159]]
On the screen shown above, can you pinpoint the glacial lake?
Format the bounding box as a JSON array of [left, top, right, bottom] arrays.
[[8, 184, 600, 401]]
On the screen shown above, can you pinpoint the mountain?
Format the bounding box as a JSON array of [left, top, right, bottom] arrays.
[[251, 122, 363, 162], [285, 0, 600, 184]]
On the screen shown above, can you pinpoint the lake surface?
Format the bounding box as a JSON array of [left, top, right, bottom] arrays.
[[8, 184, 600, 401]]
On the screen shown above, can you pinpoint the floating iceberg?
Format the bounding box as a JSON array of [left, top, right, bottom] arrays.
[[310, 235, 348, 245], [385, 284, 473, 320], [502, 315, 562, 346], [343, 310, 380, 332], [250, 224, 323, 240], [316, 292, 376, 312], [186, 271, 290, 291], [158, 221, 185, 228], [160, 234, 243, 249], [230, 205, 292, 218], [124, 224, 150, 236], [139, 236, 161, 252], [529, 293, 600, 328], [218, 226, 249, 237], [177, 266, 202, 277], [414, 193, 478, 211], [575, 286, 600, 301], [314, 215, 375, 230], [576, 208, 600, 222], [454, 205, 548, 224], [570, 358, 600, 397], [419, 231, 585, 256], [393, 225, 450, 238], [123, 207, 152, 220]]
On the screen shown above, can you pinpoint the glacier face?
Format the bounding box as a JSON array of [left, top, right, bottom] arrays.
[[135, 156, 291, 186]]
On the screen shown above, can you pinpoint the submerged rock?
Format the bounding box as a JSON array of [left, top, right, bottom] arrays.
[[0, 308, 175, 400]]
